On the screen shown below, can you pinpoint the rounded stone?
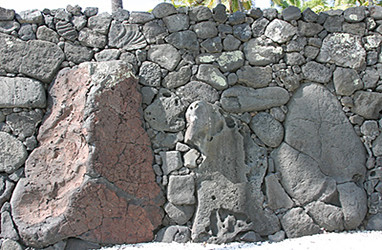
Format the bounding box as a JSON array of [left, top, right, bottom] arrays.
[[250, 112, 284, 148], [0, 132, 27, 173]]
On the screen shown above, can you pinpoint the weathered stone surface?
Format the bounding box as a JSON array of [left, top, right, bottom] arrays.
[[163, 14, 189, 33], [64, 42, 94, 64], [1, 239, 23, 250], [268, 230, 285, 242], [265, 19, 297, 44], [317, 33, 366, 70], [244, 37, 283, 66], [342, 22, 365, 36], [108, 22, 147, 50], [221, 86, 290, 113], [324, 15, 344, 32], [265, 174, 294, 211], [16, 9, 43, 24], [196, 64, 227, 90], [0, 7, 15, 21], [237, 66, 272, 88], [165, 31, 199, 51], [189, 6, 212, 22], [139, 61, 161, 87], [95, 49, 121, 62], [185, 101, 280, 242], [56, 21, 78, 41], [0, 77, 46, 108], [362, 68, 379, 89], [160, 151, 183, 175], [366, 213, 382, 230], [338, 182, 367, 230], [156, 226, 191, 243], [0, 20, 20, 34], [84, 7, 98, 17], [344, 7, 365, 22], [302, 61, 332, 84], [249, 112, 284, 148], [167, 175, 195, 205], [282, 6, 301, 21], [144, 90, 186, 132], [0, 203, 19, 241], [213, 4, 228, 23], [184, 149, 200, 168], [10, 61, 164, 248], [148, 44, 181, 71], [0, 33, 65, 82], [142, 20, 168, 44], [79, 27, 107, 48], [282, 83, 366, 184], [88, 12, 112, 35], [6, 110, 43, 141], [194, 21, 218, 39], [285, 52, 305, 65], [373, 134, 382, 157], [162, 66, 191, 89], [233, 23, 252, 42], [176, 81, 220, 105], [305, 201, 344, 231], [18, 24, 36, 41], [223, 34, 241, 51], [229, 11, 246, 25], [0, 132, 27, 173], [333, 67, 363, 95], [201, 37, 223, 53], [164, 203, 194, 225], [129, 11, 155, 24], [152, 2, 177, 18], [0, 176, 15, 208], [112, 8, 130, 22], [215, 51, 244, 73], [36, 26, 59, 43], [252, 18, 269, 37], [281, 208, 320, 238], [352, 91, 382, 119]]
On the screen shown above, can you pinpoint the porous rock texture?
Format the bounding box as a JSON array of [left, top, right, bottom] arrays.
[[10, 61, 164, 248]]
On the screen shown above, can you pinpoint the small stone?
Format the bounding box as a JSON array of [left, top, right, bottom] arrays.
[[184, 149, 200, 168], [263, 8, 278, 21], [342, 22, 366, 36], [366, 213, 382, 230], [189, 6, 212, 22], [82, 7, 98, 17], [164, 203, 194, 225], [160, 151, 183, 175], [0, 21, 20, 34], [297, 21, 324, 37], [265, 19, 297, 44], [344, 7, 365, 23], [94, 49, 120, 62], [16, 9, 43, 24], [223, 34, 241, 51], [129, 11, 155, 24], [244, 37, 283, 66], [252, 17, 269, 37], [0, 7, 15, 21], [167, 175, 195, 205], [152, 2, 177, 18], [18, 24, 36, 41], [352, 91, 382, 119], [349, 115, 364, 126], [176, 81, 220, 105], [108, 22, 147, 50], [65, 238, 99, 250], [140, 87, 158, 105], [162, 66, 191, 89], [148, 44, 181, 71], [302, 61, 332, 84], [281, 207, 320, 238], [333, 67, 363, 95], [282, 6, 301, 21], [56, 21, 78, 41], [196, 64, 227, 90], [64, 42, 94, 64], [324, 15, 344, 32], [268, 230, 285, 242], [36, 26, 59, 43], [156, 226, 191, 243], [88, 12, 112, 35], [304, 46, 320, 59], [249, 8, 263, 20], [139, 61, 161, 87], [193, 21, 218, 39], [237, 66, 272, 88], [305, 201, 344, 231], [213, 4, 228, 23], [66, 4, 82, 16], [0, 132, 27, 173], [250, 112, 284, 148], [363, 68, 379, 89], [165, 30, 199, 51], [175, 142, 190, 152], [163, 14, 189, 33], [1, 239, 23, 250], [240, 231, 262, 242], [79, 27, 107, 48], [0, 205, 19, 241], [265, 174, 294, 211], [112, 8, 130, 22], [228, 73, 238, 86], [302, 8, 318, 22], [201, 37, 223, 53], [373, 134, 382, 157], [229, 11, 246, 25], [233, 23, 252, 42], [285, 52, 305, 65]]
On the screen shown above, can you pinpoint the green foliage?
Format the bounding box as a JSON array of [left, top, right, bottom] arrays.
[[167, 0, 252, 13], [272, 0, 382, 12]]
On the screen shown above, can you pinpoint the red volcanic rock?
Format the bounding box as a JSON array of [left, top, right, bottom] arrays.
[[10, 61, 164, 248]]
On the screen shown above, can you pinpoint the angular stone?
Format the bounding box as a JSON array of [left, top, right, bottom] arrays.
[[148, 44, 181, 71], [223, 34, 241, 51], [56, 21, 78, 41], [0, 77, 46, 108], [184, 148, 200, 168], [164, 203, 194, 225], [338, 182, 367, 229], [362, 68, 379, 89], [112, 8, 130, 22], [152, 132, 183, 149], [0, 132, 27, 173], [0, 20, 20, 34], [16, 9, 43, 24], [249, 112, 284, 148], [88, 12, 112, 35], [344, 7, 365, 23], [281, 208, 320, 238], [229, 11, 246, 25], [94, 49, 120, 62], [189, 6, 212, 22], [144, 90, 186, 132], [285, 52, 305, 65], [108, 22, 147, 50], [366, 213, 382, 230], [302, 61, 332, 84], [156, 226, 191, 243], [305, 201, 344, 231], [252, 18, 269, 37], [0, 33, 65, 82], [364, 34, 382, 51], [162, 66, 191, 89], [84, 7, 98, 17], [78, 27, 107, 48], [221, 86, 290, 113], [213, 4, 227, 23], [244, 37, 283, 66], [142, 20, 168, 44], [297, 21, 323, 37], [201, 37, 223, 53], [139, 61, 161, 87], [196, 64, 227, 90], [0, 176, 15, 208], [129, 11, 155, 24], [185, 101, 280, 242], [268, 230, 285, 242], [282, 6, 301, 21], [165, 30, 199, 51], [237, 66, 272, 88], [176, 81, 220, 105], [282, 83, 366, 184], [370, 6, 382, 20], [324, 15, 344, 32], [6, 110, 43, 141], [0, 203, 19, 241], [373, 134, 382, 157], [216, 51, 244, 73], [0, 7, 15, 21], [163, 14, 189, 33], [54, 9, 71, 22], [194, 21, 218, 39], [233, 23, 252, 42], [10, 61, 164, 248], [36, 26, 59, 43], [265, 19, 297, 44], [352, 91, 382, 119], [317, 33, 366, 70], [64, 42, 94, 64], [168, 175, 195, 205], [1, 239, 23, 250], [333, 67, 363, 95], [152, 2, 177, 18], [342, 22, 365, 36], [160, 151, 183, 175], [265, 174, 294, 211], [18, 24, 36, 41]]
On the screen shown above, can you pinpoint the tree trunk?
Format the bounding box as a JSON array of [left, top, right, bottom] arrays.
[[112, 0, 123, 12]]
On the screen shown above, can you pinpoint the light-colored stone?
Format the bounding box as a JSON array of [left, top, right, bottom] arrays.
[[265, 19, 297, 44], [176, 81, 220, 105], [160, 151, 183, 175], [148, 44, 181, 71], [244, 37, 284, 66], [164, 203, 194, 225], [333, 67, 363, 95], [281, 207, 320, 238], [196, 64, 228, 90], [184, 149, 200, 168], [167, 175, 195, 205], [249, 112, 284, 148], [305, 201, 344, 231], [108, 22, 147, 50], [0, 132, 27, 174], [265, 174, 294, 211], [352, 91, 382, 119]]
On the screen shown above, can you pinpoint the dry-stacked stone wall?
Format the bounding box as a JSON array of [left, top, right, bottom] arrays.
[[0, 2, 382, 249]]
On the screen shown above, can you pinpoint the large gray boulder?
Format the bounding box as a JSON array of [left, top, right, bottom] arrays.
[[221, 86, 290, 113], [0, 33, 64, 82], [0, 77, 46, 108]]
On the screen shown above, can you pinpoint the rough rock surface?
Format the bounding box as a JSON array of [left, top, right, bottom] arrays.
[[176, 81, 220, 105], [0, 33, 64, 82], [281, 208, 320, 238], [147, 44, 181, 71], [108, 22, 147, 50], [249, 112, 284, 148], [10, 61, 164, 248], [352, 91, 382, 119], [244, 37, 283, 66], [0, 132, 27, 174]]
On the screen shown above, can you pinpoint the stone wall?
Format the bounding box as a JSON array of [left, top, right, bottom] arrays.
[[0, 2, 382, 249]]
